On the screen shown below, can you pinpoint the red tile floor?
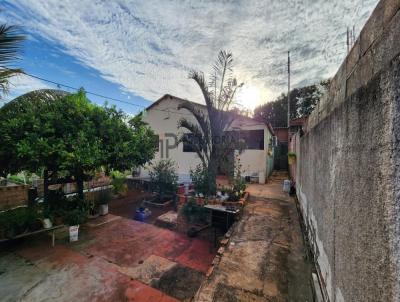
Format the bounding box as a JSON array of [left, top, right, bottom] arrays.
[[0, 214, 216, 302]]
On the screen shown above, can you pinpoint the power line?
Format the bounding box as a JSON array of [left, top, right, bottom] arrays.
[[2, 67, 194, 116]]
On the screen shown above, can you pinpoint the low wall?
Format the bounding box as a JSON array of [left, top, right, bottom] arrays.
[[0, 185, 29, 210], [295, 0, 400, 301]]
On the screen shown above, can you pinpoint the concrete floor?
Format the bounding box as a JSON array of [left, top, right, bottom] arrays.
[[0, 215, 215, 302], [195, 171, 314, 301]]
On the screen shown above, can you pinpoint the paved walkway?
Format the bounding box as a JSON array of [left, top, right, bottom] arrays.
[[195, 171, 314, 301]]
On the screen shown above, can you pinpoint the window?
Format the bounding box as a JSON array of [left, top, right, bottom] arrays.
[[238, 130, 264, 150], [182, 133, 196, 152]]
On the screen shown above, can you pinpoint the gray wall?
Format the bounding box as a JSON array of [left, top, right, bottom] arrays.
[[296, 0, 400, 301]]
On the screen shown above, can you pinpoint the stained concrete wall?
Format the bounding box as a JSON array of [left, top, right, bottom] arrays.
[[296, 0, 400, 301]]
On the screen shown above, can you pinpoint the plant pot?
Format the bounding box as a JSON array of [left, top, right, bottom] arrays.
[[99, 204, 109, 216], [43, 218, 53, 229], [288, 157, 296, 165], [69, 225, 79, 242]]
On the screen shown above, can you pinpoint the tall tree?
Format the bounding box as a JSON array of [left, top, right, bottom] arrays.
[[254, 80, 330, 127], [178, 51, 242, 195], [0, 24, 25, 98], [0, 89, 156, 200]]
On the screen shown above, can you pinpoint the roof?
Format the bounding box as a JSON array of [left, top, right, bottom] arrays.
[[146, 94, 276, 136]]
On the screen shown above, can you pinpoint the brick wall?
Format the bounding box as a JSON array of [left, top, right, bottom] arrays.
[[0, 185, 29, 210]]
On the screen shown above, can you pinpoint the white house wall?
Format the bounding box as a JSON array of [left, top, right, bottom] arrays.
[[141, 95, 273, 182]]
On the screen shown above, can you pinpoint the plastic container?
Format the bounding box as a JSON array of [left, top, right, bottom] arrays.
[[69, 225, 79, 242], [283, 180, 291, 192]]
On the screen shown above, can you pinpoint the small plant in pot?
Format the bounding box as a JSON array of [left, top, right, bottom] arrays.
[[149, 159, 178, 204], [63, 209, 86, 242], [288, 152, 297, 165], [97, 189, 112, 216]]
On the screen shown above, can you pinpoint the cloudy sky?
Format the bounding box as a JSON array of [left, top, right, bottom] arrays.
[[1, 0, 378, 114]]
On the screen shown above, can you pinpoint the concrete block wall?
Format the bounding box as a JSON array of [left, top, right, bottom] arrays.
[[297, 0, 400, 301]]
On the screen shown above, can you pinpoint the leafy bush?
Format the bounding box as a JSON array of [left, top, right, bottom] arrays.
[[182, 197, 208, 224], [63, 208, 87, 226], [96, 188, 112, 205], [190, 164, 213, 196], [230, 160, 246, 198], [149, 159, 178, 198], [110, 171, 128, 196], [0, 207, 41, 238]]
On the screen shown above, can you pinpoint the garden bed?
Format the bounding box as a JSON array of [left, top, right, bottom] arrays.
[[143, 195, 174, 207]]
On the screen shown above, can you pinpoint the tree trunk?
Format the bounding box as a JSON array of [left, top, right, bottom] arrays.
[[76, 169, 85, 200], [43, 169, 49, 204]]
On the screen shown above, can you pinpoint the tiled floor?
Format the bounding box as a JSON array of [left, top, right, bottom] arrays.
[[0, 215, 216, 302]]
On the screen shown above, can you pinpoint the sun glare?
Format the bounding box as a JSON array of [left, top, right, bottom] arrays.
[[236, 85, 262, 111]]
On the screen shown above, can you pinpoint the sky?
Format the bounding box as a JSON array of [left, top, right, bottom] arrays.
[[1, 0, 378, 114]]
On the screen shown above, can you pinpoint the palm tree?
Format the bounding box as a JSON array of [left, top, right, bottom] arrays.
[[178, 51, 243, 195], [0, 24, 25, 98]]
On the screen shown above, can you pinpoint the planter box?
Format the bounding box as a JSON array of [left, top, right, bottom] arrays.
[[144, 195, 174, 208]]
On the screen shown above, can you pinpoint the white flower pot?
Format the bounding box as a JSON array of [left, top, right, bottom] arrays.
[[43, 218, 52, 229], [99, 204, 109, 216], [69, 225, 79, 242]]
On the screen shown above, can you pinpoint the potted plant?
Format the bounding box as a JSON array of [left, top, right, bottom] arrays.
[[288, 152, 297, 165], [149, 159, 178, 205], [63, 209, 86, 242], [97, 189, 111, 216]]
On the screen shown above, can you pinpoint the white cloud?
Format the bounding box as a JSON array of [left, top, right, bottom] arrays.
[[3, 0, 378, 107]]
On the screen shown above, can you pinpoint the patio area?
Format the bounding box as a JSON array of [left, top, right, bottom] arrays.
[[0, 214, 216, 302]]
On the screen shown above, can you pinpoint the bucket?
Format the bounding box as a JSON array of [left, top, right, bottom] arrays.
[[69, 225, 79, 242], [283, 180, 291, 192], [99, 204, 109, 216], [258, 171, 266, 184]]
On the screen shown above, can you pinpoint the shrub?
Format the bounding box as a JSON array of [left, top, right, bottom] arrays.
[[0, 207, 41, 238], [190, 164, 213, 196], [110, 171, 128, 197], [149, 159, 178, 198], [182, 197, 208, 224], [63, 208, 87, 226]]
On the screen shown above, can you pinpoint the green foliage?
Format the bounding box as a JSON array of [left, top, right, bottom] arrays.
[[231, 159, 246, 194], [0, 24, 25, 98], [0, 207, 41, 238], [96, 188, 112, 205], [63, 208, 87, 226], [254, 80, 330, 127], [178, 51, 244, 196], [0, 89, 156, 200], [287, 152, 297, 159], [110, 171, 127, 196], [182, 197, 208, 224], [190, 164, 214, 196], [149, 159, 178, 197]]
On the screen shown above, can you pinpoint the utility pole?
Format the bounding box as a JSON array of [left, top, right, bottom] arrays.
[[287, 51, 291, 140]]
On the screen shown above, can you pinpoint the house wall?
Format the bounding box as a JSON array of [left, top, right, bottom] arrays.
[[141, 96, 203, 180], [294, 0, 400, 301], [141, 95, 274, 181]]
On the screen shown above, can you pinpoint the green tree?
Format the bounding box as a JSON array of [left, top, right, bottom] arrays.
[[0, 24, 25, 98], [254, 80, 330, 127], [0, 89, 156, 201], [178, 51, 242, 195]]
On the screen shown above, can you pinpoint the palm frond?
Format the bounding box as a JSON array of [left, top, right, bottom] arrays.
[[0, 67, 22, 96], [177, 101, 211, 150], [0, 24, 25, 66], [177, 118, 209, 165], [188, 70, 213, 108]]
